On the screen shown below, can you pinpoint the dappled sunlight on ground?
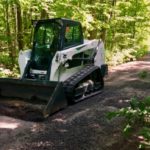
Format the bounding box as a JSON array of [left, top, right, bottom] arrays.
[[109, 61, 150, 73], [0, 116, 20, 129], [52, 118, 66, 123], [118, 99, 131, 104], [0, 122, 19, 129], [106, 58, 150, 89], [65, 108, 90, 123], [51, 108, 90, 124], [31, 124, 45, 133]]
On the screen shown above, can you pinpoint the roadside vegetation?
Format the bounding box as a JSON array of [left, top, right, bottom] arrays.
[[108, 97, 150, 149], [107, 69, 150, 149]]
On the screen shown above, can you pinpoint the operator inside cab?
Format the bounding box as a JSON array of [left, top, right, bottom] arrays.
[[32, 22, 61, 70]]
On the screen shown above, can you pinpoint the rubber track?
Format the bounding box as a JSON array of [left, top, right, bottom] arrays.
[[63, 64, 103, 103]]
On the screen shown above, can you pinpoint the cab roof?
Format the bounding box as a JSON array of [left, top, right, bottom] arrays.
[[32, 18, 81, 26]]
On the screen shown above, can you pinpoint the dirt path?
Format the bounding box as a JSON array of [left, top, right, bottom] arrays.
[[0, 54, 150, 150]]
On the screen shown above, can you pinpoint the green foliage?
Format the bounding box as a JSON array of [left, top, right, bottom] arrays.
[[139, 127, 150, 149], [107, 97, 150, 149], [0, 52, 11, 67], [106, 48, 136, 66], [0, 51, 19, 77], [0, 0, 150, 75], [138, 70, 148, 79]]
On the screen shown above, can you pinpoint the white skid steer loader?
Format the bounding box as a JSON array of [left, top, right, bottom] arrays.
[[0, 18, 108, 121]]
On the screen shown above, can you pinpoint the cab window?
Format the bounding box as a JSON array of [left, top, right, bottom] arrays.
[[64, 25, 82, 48]]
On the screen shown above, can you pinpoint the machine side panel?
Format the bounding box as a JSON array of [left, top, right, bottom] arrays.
[[50, 40, 99, 81], [18, 50, 31, 77]]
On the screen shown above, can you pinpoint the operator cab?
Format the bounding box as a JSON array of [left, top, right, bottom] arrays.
[[23, 18, 83, 80]]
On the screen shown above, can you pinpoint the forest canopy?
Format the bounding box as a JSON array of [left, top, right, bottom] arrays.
[[0, 0, 150, 76]]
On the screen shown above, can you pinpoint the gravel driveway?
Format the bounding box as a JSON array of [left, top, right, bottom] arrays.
[[0, 54, 150, 150]]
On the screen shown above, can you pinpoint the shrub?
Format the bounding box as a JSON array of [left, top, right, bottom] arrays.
[[107, 97, 150, 149]]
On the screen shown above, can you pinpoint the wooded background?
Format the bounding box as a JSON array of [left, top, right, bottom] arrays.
[[0, 0, 150, 76]]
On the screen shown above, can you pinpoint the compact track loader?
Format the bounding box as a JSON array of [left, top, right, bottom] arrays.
[[0, 18, 108, 120]]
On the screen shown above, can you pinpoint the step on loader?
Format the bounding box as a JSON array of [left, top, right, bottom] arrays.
[[0, 18, 108, 121]]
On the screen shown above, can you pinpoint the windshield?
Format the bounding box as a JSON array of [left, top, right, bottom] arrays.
[[32, 22, 61, 70]]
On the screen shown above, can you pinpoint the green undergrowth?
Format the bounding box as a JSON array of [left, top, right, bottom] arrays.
[[106, 47, 148, 66], [138, 70, 149, 79], [107, 97, 150, 149], [0, 52, 19, 78]]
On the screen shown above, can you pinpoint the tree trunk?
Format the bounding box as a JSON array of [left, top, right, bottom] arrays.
[[5, 0, 14, 66], [41, 9, 47, 19], [11, 4, 17, 57], [16, 0, 23, 51], [100, 28, 107, 43], [132, 0, 137, 39], [110, 0, 117, 50]]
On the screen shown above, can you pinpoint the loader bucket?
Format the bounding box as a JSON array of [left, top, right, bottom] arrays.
[[0, 78, 67, 121]]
